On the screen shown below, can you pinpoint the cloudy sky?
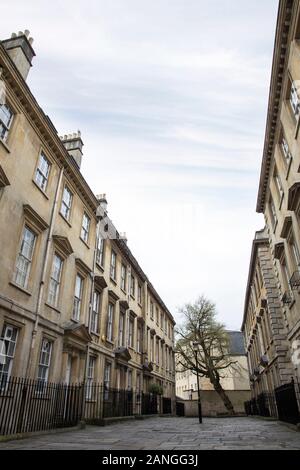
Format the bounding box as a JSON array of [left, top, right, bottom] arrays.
[[3, 0, 278, 329]]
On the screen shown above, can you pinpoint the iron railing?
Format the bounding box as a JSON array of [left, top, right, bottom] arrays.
[[0, 377, 83, 436], [274, 380, 300, 424], [245, 380, 300, 424], [244, 392, 278, 419], [0, 377, 172, 436]]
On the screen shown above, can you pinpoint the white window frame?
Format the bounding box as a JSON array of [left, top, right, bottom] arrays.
[[121, 264, 127, 291], [290, 82, 300, 118], [86, 356, 95, 399], [73, 274, 83, 321], [110, 250, 117, 280], [119, 311, 125, 347], [81, 212, 90, 243], [35, 152, 51, 192], [137, 324, 142, 353], [15, 225, 36, 288], [0, 103, 14, 142], [91, 291, 100, 333], [138, 284, 142, 304], [281, 137, 292, 163], [274, 171, 283, 200], [37, 339, 52, 385], [0, 324, 18, 387], [150, 300, 154, 319], [61, 185, 73, 221], [104, 362, 111, 398], [107, 303, 114, 342], [130, 274, 135, 297], [96, 237, 104, 266], [48, 253, 63, 307], [129, 317, 134, 348]]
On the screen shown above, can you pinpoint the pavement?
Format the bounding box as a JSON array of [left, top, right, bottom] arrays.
[[1, 416, 300, 450]]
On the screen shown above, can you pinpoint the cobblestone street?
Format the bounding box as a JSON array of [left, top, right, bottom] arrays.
[[1, 417, 300, 450]]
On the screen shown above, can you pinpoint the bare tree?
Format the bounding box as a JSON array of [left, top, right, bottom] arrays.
[[176, 295, 237, 414]]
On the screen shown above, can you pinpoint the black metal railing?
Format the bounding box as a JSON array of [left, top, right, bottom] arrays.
[[141, 393, 158, 415], [245, 380, 300, 424], [0, 377, 172, 436], [274, 380, 300, 424], [244, 392, 278, 419], [0, 377, 84, 436]]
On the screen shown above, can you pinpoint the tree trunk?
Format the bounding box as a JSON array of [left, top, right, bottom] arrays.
[[209, 375, 235, 415]]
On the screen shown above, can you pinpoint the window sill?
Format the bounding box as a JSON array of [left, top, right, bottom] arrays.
[[0, 138, 11, 153], [138, 302, 142, 308], [44, 302, 61, 314], [105, 339, 114, 346], [59, 211, 72, 227], [79, 237, 90, 249], [128, 346, 135, 352], [288, 299, 296, 310], [130, 294, 135, 301], [32, 179, 49, 199], [9, 281, 32, 296], [287, 157, 293, 180], [272, 220, 278, 234], [91, 331, 100, 337], [121, 288, 127, 295], [110, 277, 117, 286], [71, 317, 80, 324], [96, 262, 104, 272], [279, 193, 284, 211]]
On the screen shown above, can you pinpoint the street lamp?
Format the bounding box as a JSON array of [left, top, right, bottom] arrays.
[[192, 341, 202, 424]]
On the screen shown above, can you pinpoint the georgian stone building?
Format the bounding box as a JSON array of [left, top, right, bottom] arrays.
[[242, 228, 294, 396], [243, 0, 300, 398], [0, 30, 175, 400]]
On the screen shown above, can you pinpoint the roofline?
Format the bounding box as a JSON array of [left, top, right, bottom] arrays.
[[241, 230, 269, 331], [115, 237, 175, 323], [0, 42, 99, 213], [256, 0, 294, 213]]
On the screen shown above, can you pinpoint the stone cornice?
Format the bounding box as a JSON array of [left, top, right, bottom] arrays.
[[256, 0, 293, 213]]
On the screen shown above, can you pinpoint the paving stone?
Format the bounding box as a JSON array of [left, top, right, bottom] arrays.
[[0, 417, 300, 450]]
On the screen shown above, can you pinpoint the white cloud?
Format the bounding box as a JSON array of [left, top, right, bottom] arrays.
[[1, 0, 278, 329]]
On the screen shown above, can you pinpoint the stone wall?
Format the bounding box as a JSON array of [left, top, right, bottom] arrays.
[[179, 390, 251, 417]]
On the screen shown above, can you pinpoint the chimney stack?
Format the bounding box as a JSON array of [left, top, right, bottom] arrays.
[[59, 131, 84, 169], [96, 193, 108, 212], [1, 30, 35, 80]]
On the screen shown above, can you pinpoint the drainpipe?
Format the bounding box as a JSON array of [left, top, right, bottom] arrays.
[[84, 217, 99, 382], [26, 166, 64, 377]]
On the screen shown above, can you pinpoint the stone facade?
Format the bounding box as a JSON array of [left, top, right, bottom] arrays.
[[0, 31, 175, 399], [243, 0, 300, 397], [242, 228, 294, 397]]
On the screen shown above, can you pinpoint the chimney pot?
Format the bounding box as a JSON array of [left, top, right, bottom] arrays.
[[2, 30, 36, 80], [29, 37, 34, 45], [24, 30, 30, 37], [61, 131, 84, 169]]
